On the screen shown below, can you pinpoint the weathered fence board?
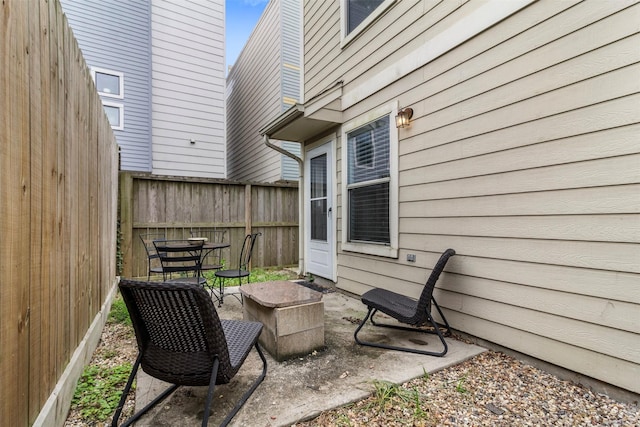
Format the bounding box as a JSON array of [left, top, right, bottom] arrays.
[[1, 1, 119, 425], [120, 173, 300, 278]]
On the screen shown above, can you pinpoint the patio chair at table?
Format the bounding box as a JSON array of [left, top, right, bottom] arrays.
[[139, 233, 166, 281], [111, 279, 267, 427], [354, 248, 456, 357], [213, 232, 261, 306], [190, 228, 227, 273], [153, 239, 207, 287]]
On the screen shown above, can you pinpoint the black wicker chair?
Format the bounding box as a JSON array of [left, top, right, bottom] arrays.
[[111, 279, 267, 427], [214, 232, 261, 306], [354, 249, 456, 357]]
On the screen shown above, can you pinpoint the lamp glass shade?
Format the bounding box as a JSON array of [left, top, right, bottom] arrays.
[[395, 108, 413, 128]]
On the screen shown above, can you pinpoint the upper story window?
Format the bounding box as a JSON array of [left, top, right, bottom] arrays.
[[341, 0, 394, 46], [346, 0, 385, 34], [102, 101, 124, 131], [342, 102, 399, 258], [91, 67, 124, 99]]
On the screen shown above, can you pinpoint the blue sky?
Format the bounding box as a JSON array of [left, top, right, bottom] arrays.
[[226, 0, 269, 69]]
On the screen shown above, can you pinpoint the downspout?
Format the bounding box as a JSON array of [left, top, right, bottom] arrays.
[[263, 135, 305, 276]]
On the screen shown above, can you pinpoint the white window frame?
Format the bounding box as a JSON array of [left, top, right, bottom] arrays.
[[341, 101, 399, 258], [340, 0, 395, 48], [91, 67, 124, 99], [102, 101, 124, 131]]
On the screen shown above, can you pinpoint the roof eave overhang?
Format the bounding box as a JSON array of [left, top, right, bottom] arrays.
[[259, 83, 343, 142]]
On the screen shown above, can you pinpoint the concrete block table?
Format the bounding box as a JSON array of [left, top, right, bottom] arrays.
[[240, 281, 324, 361]]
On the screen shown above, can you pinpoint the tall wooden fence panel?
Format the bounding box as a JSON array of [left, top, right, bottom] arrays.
[[0, 1, 119, 425], [120, 173, 299, 278]]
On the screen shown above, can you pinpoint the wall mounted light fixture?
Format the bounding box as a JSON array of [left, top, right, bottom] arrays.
[[395, 107, 413, 128]]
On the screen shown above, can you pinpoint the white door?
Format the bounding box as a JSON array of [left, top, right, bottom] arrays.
[[305, 142, 334, 280]]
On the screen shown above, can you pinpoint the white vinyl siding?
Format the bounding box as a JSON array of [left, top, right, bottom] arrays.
[[306, 0, 640, 394], [227, 0, 302, 183], [151, 0, 226, 178]]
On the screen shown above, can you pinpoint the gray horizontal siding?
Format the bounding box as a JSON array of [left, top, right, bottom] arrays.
[[226, 0, 302, 183], [61, 0, 152, 172]]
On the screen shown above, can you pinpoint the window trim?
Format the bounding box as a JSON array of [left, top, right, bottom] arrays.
[[341, 101, 399, 258], [340, 0, 395, 48], [91, 67, 124, 99], [102, 101, 124, 130]]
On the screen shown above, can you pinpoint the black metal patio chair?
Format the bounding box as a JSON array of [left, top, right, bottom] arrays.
[[111, 279, 267, 427], [354, 248, 456, 357], [213, 232, 261, 306], [153, 239, 207, 286], [190, 228, 228, 273], [139, 233, 166, 281]]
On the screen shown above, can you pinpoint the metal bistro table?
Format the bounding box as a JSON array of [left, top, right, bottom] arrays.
[[152, 240, 229, 287]]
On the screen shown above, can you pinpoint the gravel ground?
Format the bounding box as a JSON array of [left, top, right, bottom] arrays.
[[295, 350, 639, 427], [66, 314, 639, 427]]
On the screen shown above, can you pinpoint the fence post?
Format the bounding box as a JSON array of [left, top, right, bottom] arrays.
[[119, 172, 133, 277], [245, 184, 252, 235]]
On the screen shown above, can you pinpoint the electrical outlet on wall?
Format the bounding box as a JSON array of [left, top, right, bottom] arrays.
[[406, 254, 416, 262]]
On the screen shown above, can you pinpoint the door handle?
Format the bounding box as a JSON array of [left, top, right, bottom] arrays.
[[328, 207, 332, 216]]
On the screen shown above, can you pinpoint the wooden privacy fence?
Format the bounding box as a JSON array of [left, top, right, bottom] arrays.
[[119, 173, 299, 278], [1, 1, 120, 426]]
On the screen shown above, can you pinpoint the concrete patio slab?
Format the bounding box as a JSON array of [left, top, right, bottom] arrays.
[[132, 288, 486, 427]]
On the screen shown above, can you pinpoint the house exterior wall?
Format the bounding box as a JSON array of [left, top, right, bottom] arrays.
[[305, 0, 640, 393], [227, 0, 301, 182], [61, 0, 152, 172], [151, 0, 226, 178]]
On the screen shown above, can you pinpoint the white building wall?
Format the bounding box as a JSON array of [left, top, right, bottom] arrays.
[[151, 0, 226, 178]]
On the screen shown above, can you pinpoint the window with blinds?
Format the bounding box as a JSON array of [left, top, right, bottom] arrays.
[[346, 115, 390, 244]]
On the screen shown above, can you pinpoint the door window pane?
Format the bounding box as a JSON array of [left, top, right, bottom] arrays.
[[310, 154, 328, 241], [311, 199, 327, 241], [310, 154, 327, 199]]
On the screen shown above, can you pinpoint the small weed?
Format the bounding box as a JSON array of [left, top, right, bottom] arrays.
[[411, 388, 427, 418], [71, 363, 133, 422], [102, 348, 119, 359], [367, 380, 429, 421], [371, 380, 400, 410], [334, 413, 352, 426], [456, 373, 468, 394], [422, 367, 430, 381], [107, 294, 131, 326]]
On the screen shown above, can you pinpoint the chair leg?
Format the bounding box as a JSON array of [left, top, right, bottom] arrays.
[[430, 297, 452, 337], [354, 307, 449, 357], [111, 353, 181, 427], [218, 277, 225, 307], [202, 357, 220, 427], [219, 343, 267, 427], [111, 354, 141, 427]]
